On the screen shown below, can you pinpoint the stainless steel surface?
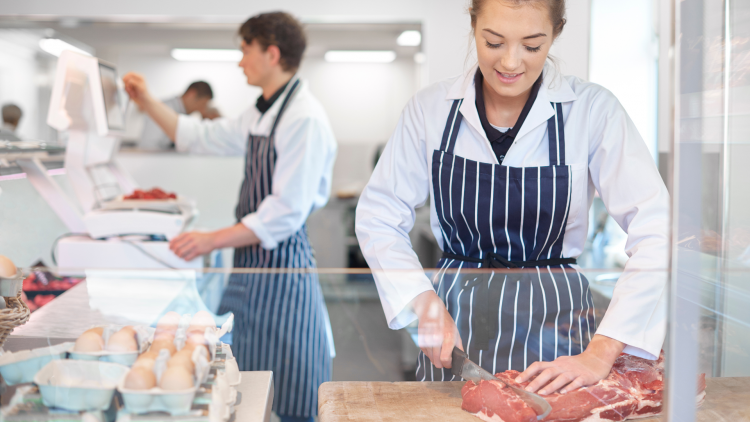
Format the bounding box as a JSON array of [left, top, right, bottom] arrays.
[[451, 347, 551, 420]]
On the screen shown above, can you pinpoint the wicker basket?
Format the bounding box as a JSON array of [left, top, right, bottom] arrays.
[[0, 293, 31, 349]]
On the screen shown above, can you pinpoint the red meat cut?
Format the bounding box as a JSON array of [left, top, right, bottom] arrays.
[[461, 352, 706, 422]]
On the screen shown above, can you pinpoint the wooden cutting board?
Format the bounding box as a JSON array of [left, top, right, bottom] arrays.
[[318, 377, 750, 422]]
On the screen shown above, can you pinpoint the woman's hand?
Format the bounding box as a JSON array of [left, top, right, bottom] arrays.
[[169, 231, 217, 261], [515, 335, 625, 395], [412, 290, 463, 369]]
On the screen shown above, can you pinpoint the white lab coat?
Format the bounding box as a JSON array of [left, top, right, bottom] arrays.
[[175, 78, 338, 250], [355, 64, 669, 360], [139, 96, 186, 150]]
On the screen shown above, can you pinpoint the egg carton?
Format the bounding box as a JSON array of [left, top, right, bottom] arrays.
[[69, 325, 154, 367], [0, 269, 23, 298], [0, 342, 73, 386], [33, 360, 130, 412], [117, 351, 212, 415], [0, 385, 108, 422]]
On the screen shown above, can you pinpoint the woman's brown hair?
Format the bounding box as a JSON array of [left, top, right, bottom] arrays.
[[469, 0, 567, 38]]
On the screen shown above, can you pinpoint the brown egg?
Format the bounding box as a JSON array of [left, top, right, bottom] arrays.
[[150, 338, 176, 356], [139, 350, 159, 360], [158, 366, 194, 390], [186, 333, 206, 347], [133, 357, 156, 371], [167, 352, 195, 373], [124, 367, 156, 390], [182, 342, 209, 358], [190, 311, 216, 329], [156, 311, 181, 335], [0, 256, 17, 278], [74, 331, 104, 352], [106, 327, 138, 352], [84, 327, 104, 336]]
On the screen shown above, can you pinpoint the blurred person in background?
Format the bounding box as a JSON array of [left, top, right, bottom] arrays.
[[137, 81, 214, 150], [123, 12, 336, 422], [1, 104, 23, 142]]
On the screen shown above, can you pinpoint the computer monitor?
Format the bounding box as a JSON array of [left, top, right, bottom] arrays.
[[47, 50, 125, 138], [98, 62, 125, 131]]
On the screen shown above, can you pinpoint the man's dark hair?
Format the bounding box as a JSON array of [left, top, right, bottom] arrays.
[[2, 104, 22, 126], [239, 12, 307, 72], [184, 81, 213, 99]]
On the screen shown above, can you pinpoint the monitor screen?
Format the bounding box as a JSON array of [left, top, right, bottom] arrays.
[[98, 62, 124, 131]]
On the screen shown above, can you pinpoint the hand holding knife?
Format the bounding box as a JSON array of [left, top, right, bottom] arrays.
[[451, 347, 552, 420]]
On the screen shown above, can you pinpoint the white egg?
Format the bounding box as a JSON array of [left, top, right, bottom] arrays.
[[0, 256, 17, 278]]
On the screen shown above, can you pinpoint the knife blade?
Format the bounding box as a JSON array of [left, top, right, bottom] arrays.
[[451, 347, 552, 420]]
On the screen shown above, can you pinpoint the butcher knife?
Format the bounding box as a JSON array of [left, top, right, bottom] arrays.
[[451, 347, 552, 420]]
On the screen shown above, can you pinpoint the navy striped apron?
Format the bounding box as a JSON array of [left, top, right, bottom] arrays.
[[416, 99, 597, 381], [218, 79, 332, 418]]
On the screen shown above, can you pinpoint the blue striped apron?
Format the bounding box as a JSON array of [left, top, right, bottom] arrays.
[[416, 99, 597, 381], [218, 79, 332, 418]]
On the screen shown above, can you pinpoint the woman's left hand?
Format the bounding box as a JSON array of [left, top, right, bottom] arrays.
[[515, 335, 625, 395], [170, 231, 217, 261]]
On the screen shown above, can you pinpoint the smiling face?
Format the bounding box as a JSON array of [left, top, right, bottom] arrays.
[[474, 0, 554, 99]]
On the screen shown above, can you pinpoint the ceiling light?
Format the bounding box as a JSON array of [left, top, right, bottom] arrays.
[[397, 30, 422, 47], [324, 50, 396, 63], [171, 48, 243, 62], [38, 38, 91, 57]]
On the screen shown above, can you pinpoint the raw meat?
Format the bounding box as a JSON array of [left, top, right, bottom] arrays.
[[461, 352, 705, 422], [124, 188, 177, 200]]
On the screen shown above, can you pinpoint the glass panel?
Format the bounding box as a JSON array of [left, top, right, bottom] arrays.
[[668, 0, 750, 420]]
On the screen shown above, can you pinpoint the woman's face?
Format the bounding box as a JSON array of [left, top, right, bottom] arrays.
[[474, 0, 554, 99]]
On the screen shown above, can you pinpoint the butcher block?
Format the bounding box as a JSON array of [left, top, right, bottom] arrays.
[[318, 377, 750, 422]]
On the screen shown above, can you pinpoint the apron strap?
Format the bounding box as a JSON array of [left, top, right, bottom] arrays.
[[442, 251, 577, 269], [546, 102, 566, 166], [269, 78, 302, 138], [439, 99, 464, 153]]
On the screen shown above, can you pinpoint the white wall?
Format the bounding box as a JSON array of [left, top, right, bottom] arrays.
[[590, 0, 659, 160], [0, 30, 41, 140]]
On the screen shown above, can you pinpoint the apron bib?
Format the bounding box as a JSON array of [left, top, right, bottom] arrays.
[[218, 80, 332, 418], [416, 99, 597, 381]]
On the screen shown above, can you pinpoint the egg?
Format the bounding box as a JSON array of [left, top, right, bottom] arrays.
[[182, 341, 210, 358], [156, 311, 181, 335], [139, 350, 159, 360], [0, 255, 17, 278], [191, 311, 216, 328], [167, 352, 195, 373], [84, 327, 104, 336], [106, 327, 138, 352], [133, 357, 156, 371], [150, 338, 176, 356], [124, 367, 156, 390], [74, 331, 104, 352], [159, 366, 194, 390]]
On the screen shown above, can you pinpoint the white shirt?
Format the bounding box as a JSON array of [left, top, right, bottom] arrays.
[[355, 65, 669, 360], [175, 78, 338, 250], [139, 96, 186, 150]]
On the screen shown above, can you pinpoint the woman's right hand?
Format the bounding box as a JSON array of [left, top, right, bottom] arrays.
[[122, 72, 154, 110], [412, 290, 463, 369]]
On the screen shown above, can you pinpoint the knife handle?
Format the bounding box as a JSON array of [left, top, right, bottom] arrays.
[[451, 347, 467, 378]]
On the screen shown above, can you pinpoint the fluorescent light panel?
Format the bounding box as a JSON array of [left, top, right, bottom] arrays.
[[39, 38, 91, 57], [171, 48, 242, 62], [324, 50, 396, 63], [397, 30, 422, 47]]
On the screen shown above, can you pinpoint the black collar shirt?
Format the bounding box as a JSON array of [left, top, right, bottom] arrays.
[[255, 80, 291, 114], [474, 69, 543, 164]]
